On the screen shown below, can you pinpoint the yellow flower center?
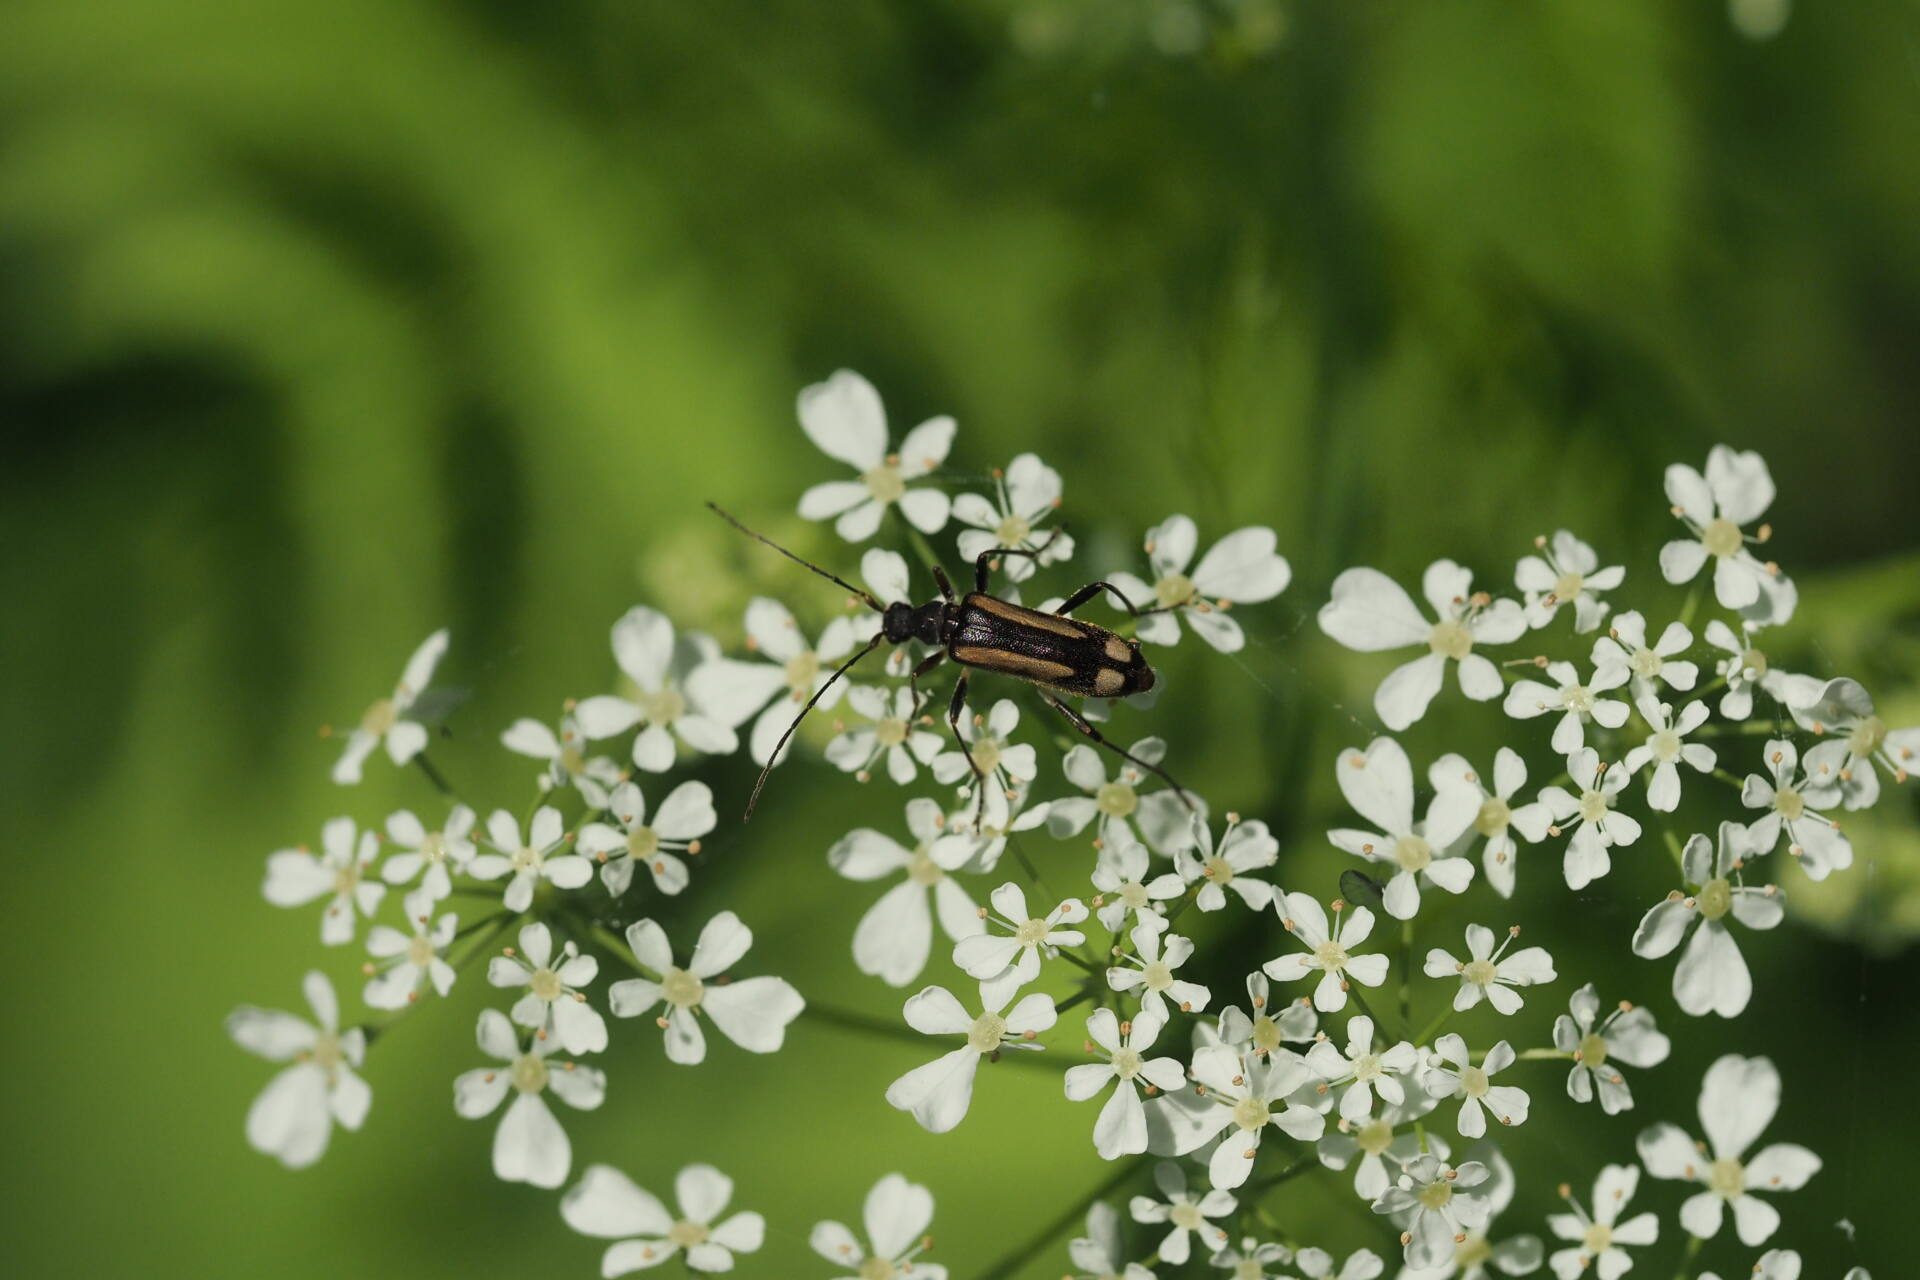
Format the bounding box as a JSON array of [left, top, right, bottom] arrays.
[[874, 717, 909, 748], [1697, 877, 1733, 921], [1564, 685, 1596, 714], [1709, 1157, 1746, 1198], [307, 1032, 344, 1072], [511, 844, 541, 873], [1250, 1014, 1282, 1055], [1553, 570, 1586, 600], [639, 687, 686, 726], [1352, 1053, 1383, 1081], [967, 1011, 1008, 1053], [661, 967, 705, 1011], [529, 968, 563, 1002], [1096, 782, 1137, 817], [862, 461, 906, 505], [1418, 1181, 1454, 1211], [1141, 961, 1174, 993], [1579, 1033, 1609, 1068], [1428, 618, 1473, 660], [1702, 517, 1744, 558], [1357, 1119, 1393, 1156], [1582, 1222, 1613, 1253], [359, 698, 398, 736], [1474, 796, 1511, 837], [969, 737, 1003, 774], [1649, 728, 1682, 763], [558, 744, 586, 777], [1463, 959, 1497, 987], [626, 826, 660, 860], [784, 651, 821, 698], [1155, 573, 1197, 609], [1628, 646, 1664, 678], [1393, 834, 1432, 872], [1460, 1066, 1490, 1098], [1774, 786, 1805, 820], [1205, 855, 1236, 886], [419, 832, 447, 864], [995, 513, 1033, 545], [1314, 940, 1349, 970], [1456, 1234, 1493, 1267], [1851, 715, 1887, 759], [1014, 918, 1050, 947], [510, 1053, 548, 1094], [1232, 1095, 1271, 1132], [906, 847, 944, 886], [1169, 1203, 1206, 1231], [859, 1259, 898, 1280], [407, 933, 437, 968], [1739, 647, 1768, 678], [1118, 881, 1149, 909], [1111, 1048, 1142, 1080], [1579, 790, 1610, 823], [332, 861, 361, 896], [667, 1220, 710, 1248]]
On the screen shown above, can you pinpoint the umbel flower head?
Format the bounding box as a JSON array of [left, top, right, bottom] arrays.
[[1552, 984, 1670, 1115], [884, 982, 1057, 1133], [1328, 737, 1478, 920], [795, 368, 954, 541], [262, 815, 385, 946], [829, 797, 986, 988], [952, 453, 1074, 583], [330, 628, 447, 784], [487, 921, 608, 1056], [561, 1162, 765, 1275], [1546, 1163, 1659, 1280], [227, 972, 369, 1169], [1633, 821, 1782, 1018], [453, 1008, 604, 1189], [1659, 445, 1793, 621], [1109, 513, 1292, 653]]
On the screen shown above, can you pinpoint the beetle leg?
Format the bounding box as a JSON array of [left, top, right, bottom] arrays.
[[944, 672, 989, 829], [906, 649, 947, 718], [1042, 694, 1197, 813], [931, 564, 956, 604], [1054, 580, 1148, 619], [972, 526, 1068, 592]]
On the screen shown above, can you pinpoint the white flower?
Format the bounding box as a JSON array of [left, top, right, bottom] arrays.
[[1108, 919, 1212, 1020], [1552, 984, 1670, 1115], [262, 816, 385, 946], [1792, 676, 1918, 809], [1701, 1251, 1862, 1280], [1318, 561, 1526, 730], [500, 710, 623, 808], [363, 888, 457, 1009], [575, 607, 745, 772], [952, 453, 1074, 582], [379, 805, 476, 901], [1109, 514, 1292, 653], [1214, 970, 1319, 1059], [1428, 750, 1551, 900], [453, 1008, 604, 1189], [1329, 738, 1478, 919], [1422, 924, 1555, 1015], [1633, 822, 1783, 1018], [1265, 892, 1390, 1012], [1046, 738, 1195, 853], [825, 685, 943, 785], [1372, 1153, 1492, 1270], [1091, 828, 1186, 933], [1070, 1200, 1157, 1280], [954, 881, 1088, 1006], [1620, 693, 1715, 812], [226, 972, 369, 1169], [931, 698, 1039, 831], [1502, 660, 1631, 756], [829, 799, 987, 987], [487, 922, 607, 1055], [1421, 1035, 1530, 1138], [1659, 446, 1793, 619], [1211, 1236, 1294, 1278], [1637, 1054, 1821, 1245], [1175, 814, 1280, 913], [884, 983, 1057, 1133], [1186, 1042, 1326, 1187], [1515, 530, 1622, 632], [1591, 611, 1698, 693], [1316, 1089, 1445, 1202], [1064, 1007, 1188, 1159], [469, 806, 592, 913], [694, 598, 862, 766], [1546, 1163, 1659, 1280], [1295, 1246, 1386, 1280], [810, 1172, 946, 1280], [562, 1162, 764, 1275], [608, 912, 804, 1066], [576, 779, 714, 898], [331, 628, 447, 784], [1703, 620, 1824, 721], [1304, 1014, 1419, 1123], [1129, 1161, 1235, 1265], [1398, 1143, 1541, 1280], [1536, 749, 1642, 890], [795, 368, 955, 540], [1741, 738, 1854, 878]]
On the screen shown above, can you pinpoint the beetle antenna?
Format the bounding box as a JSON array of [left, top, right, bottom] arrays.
[[742, 631, 885, 822], [707, 501, 885, 613]]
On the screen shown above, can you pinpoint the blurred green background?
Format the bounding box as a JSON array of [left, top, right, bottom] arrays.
[[5, 0, 1919, 1276]]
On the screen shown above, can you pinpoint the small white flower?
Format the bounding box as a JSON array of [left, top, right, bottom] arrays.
[[1546, 1163, 1659, 1280], [884, 982, 1057, 1133], [1634, 822, 1782, 1018], [1792, 676, 1918, 809], [562, 1162, 764, 1275], [952, 454, 1074, 582], [825, 684, 943, 785], [226, 972, 369, 1169], [931, 698, 1039, 831], [1398, 1142, 1541, 1280], [1741, 738, 1854, 878], [1659, 445, 1794, 620], [1210, 1235, 1294, 1278], [1700, 1250, 1859, 1280], [1428, 749, 1551, 900], [1090, 827, 1186, 933], [1304, 1014, 1418, 1123], [1129, 1161, 1235, 1266], [1423, 924, 1555, 1015], [363, 888, 457, 1009], [379, 805, 476, 901], [1318, 560, 1526, 730], [1265, 893, 1390, 1012], [1315, 1090, 1445, 1202], [1502, 660, 1631, 756], [1421, 1035, 1530, 1138], [1591, 611, 1698, 693], [500, 710, 623, 808], [1063, 1008, 1187, 1159], [829, 798, 985, 987], [1702, 619, 1825, 721], [1109, 514, 1292, 654], [468, 806, 592, 913], [795, 368, 955, 540], [1553, 984, 1670, 1116], [695, 597, 862, 766], [1214, 970, 1319, 1059], [608, 911, 804, 1066], [1330, 738, 1478, 919], [1186, 1042, 1326, 1187], [1621, 693, 1716, 812], [262, 816, 385, 946], [1175, 813, 1280, 913], [954, 881, 1088, 1006], [1515, 530, 1622, 632], [1636, 1053, 1821, 1245], [1046, 738, 1195, 853], [1108, 919, 1212, 1020], [576, 778, 714, 897], [1294, 1246, 1386, 1280], [487, 922, 607, 1055], [1371, 1153, 1492, 1270], [1069, 1200, 1157, 1280], [1536, 749, 1642, 890], [453, 1008, 604, 1189], [575, 606, 746, 772], [810, 1172, 947, 1280], [331, 628, 447, 784]]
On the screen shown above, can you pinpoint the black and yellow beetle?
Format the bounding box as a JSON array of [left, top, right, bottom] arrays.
[[707, 502, 1195, 821]]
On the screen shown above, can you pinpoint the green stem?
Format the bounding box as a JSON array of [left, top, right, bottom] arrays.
[[1698, 720, 1780, 736], [1515, 1048, 1574, 1061], [413, 752, 458, 799], [1397, 918, 1414, 1034], [802, 1002, 1067, 1071], [1672, 1233, 1702, 1279], [1246, 1152, 1318, 1198], [893, 509, 944, 578], [1663, 826, 1687, 872], [1413, 1007, 1454, 1047], [1678, 580, 1704, 630], [977, 1155, 1151, 1280]]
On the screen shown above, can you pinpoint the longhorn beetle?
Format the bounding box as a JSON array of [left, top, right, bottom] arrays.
[[707, 502, 1197, 823]]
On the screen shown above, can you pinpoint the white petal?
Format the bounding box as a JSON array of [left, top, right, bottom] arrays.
[[798, 369, 887, 469], [245, 1063, 332, 1168], [1375, 654, 1446, 730], [688, 911, 754, 978], [1318, 568, 1430, 651], [563, 1164, 674, 1238], [1192, 527, 1291, 602], [702, 976, 803, 1053], [885, 1047, 980, 1133], [495, 1093, 570, 1188]]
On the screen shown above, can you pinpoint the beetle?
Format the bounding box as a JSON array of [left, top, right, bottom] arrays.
[[707, 502, 1196, 822]]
